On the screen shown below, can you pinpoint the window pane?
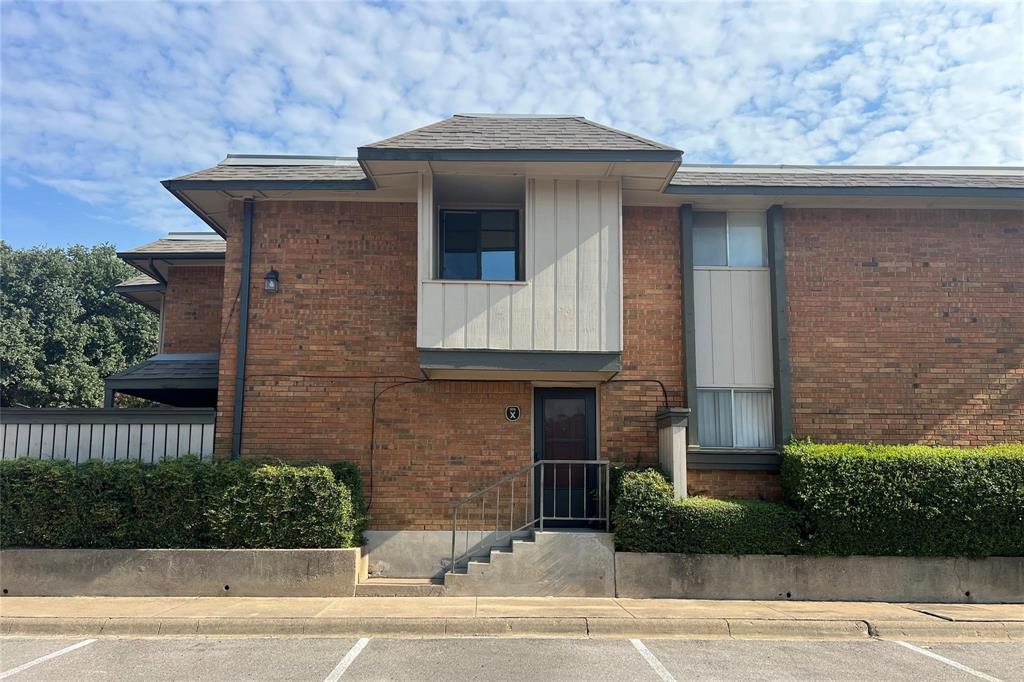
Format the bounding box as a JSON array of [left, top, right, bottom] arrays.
[[481, 229, 517, 250], [481, 211, 516, 230], [728, 219, 767, 267], [697, 389, 733, 447], [445, 228, 478, 251], [481, 251, 516, 280], [734, 391, 774, 448], [442, 251, 477, 279], [693, 212, 727, 266]]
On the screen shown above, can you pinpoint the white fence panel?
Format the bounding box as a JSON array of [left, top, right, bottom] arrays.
[[0, 409, 216, 462]]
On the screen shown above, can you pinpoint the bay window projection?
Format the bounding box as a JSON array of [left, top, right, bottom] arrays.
[[693, 211, 775, 449]]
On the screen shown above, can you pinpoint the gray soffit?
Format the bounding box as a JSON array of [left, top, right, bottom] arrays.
[[359, 114, 681, 161], [419, 349, 622, 373], [668, 165, 1024, 198], [114, 274, 164, 313]]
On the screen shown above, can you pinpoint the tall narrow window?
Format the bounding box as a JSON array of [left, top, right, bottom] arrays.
[[439, 209, 520, 281], [693, 210, 774, 449]]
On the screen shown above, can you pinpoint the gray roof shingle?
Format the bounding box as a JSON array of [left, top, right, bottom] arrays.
[[106, 354, 219, 382], [119, 234, 226, 258], [671, 165, 1024, 189], [171, 156, 367, 183], [362, 114, 679, 152]]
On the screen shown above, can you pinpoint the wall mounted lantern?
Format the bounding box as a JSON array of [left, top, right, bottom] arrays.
[[263, 268, 280, 293]]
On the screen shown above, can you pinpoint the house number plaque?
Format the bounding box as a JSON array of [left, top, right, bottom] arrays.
[[505, 406, 521, 422]]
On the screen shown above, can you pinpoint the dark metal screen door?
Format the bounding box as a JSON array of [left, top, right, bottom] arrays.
[[533, 387, 598, 527]]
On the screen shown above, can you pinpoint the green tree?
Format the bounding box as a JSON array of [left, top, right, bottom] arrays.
[[0, 241, 158, 407]]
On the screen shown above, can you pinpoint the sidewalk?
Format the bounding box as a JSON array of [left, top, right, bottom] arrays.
[[1, 597, 1021, 641]]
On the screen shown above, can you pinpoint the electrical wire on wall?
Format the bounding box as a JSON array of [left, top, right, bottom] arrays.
[[603, 376, 671, 408]]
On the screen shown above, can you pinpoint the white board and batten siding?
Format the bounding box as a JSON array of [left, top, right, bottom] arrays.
[[693, 268, 774, 388], [0, 409, 215, 463], [418, 176, 622, 353]]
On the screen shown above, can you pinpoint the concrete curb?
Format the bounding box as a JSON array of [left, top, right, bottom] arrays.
[[5, 616, 997, 640], [869, 620, 1024, 642]]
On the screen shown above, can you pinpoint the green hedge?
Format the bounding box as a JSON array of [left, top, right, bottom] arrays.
[[612, 469, 801, 554], [0, 457, 363, 549], [782, 442, 1024, 557]]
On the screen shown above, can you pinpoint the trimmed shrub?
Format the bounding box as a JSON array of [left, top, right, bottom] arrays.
[[207, 464, 356, 549], [0, 459, 81, 548], [782, 442, 1024, 557], [613, 469, 801, 554], [329, 460, 368, 539], [0, 457, 362, 549]]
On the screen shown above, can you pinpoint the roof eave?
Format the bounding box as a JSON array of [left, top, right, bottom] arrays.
[[358, 147, 683, 163], [664, 185, 1024, 198]]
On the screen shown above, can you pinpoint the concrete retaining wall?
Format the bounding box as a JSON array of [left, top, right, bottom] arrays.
[[0, 548, 360, 597], [615, 553, 1024, 603]]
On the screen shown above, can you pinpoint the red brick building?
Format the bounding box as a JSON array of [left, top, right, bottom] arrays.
[[112, 115, 1023, 576]]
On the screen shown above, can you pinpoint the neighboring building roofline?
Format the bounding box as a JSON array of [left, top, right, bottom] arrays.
[[665, 185, 1024, 198], [357, 147, 683, 162]]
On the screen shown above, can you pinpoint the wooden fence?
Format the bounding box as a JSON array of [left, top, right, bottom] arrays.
[[0, 409, 216, 463]]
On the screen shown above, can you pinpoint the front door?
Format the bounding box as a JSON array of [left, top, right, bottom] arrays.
[[534, 387, 597, 526]]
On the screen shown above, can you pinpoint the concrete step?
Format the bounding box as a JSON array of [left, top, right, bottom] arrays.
[[355, 578, 446, 597]]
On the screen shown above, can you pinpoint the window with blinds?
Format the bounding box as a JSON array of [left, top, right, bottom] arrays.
[[693, 211, 775, 450]]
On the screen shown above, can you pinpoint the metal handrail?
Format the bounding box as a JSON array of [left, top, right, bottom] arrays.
[[449, 459, 610, 574]]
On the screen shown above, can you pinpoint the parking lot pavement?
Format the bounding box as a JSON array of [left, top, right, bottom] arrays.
[[1, 637, 1021, 681]]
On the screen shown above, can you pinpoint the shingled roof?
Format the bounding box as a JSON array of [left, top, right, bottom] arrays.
[[670, 165, 1024, 192], [167, 155, 368, 184], [118, 233, 226, 259], [359, 114, 680, 160]]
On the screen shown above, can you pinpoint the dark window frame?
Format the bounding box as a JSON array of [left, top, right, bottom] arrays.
[[438, 208, 523, 281]]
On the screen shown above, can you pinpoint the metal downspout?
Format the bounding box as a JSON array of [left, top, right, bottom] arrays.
[[231, 198, 254, 459]]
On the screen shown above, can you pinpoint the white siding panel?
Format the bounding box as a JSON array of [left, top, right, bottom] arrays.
[[731, 270, 754, 385], [40, 423, 55, 459], [510, 283, 533, 350], [487, 285, 512, 350], [420, 283, 445, 348], [577, 181, 601, 351], [140, 424, 155, 464], [709, 270, 735, 385], [694, 270, 714, 386], [554, 180, 578, 351], [532, 178, 557, 350], [443, 284, 467, 348], [751, 270, 774, 386], [465, 284, 489, 348], [53, 424, 69, 460], [28, 423, 43, 458], [416, 175, 621, 354], [696, 268, 773, 389]]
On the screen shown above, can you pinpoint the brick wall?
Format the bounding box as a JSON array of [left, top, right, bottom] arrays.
[[786, 208, 1024, 445], [215, 200, 533, 530], [600, 207, 684, 466], [161, 265, 224, 354]]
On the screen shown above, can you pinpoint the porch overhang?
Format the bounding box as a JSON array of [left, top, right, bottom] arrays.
[[104, 353, 219, 407], [418, 349, 621, 381]]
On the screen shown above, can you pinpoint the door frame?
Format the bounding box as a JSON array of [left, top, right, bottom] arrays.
[[533, 387, 598, 527]]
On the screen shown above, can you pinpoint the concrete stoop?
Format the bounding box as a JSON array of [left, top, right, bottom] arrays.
[[442, 531, 616, 597]]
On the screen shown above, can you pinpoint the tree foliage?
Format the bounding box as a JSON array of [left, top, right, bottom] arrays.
[[0, 241, 158, 407]]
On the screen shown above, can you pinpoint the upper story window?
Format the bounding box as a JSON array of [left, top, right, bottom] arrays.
[[439, 209, 521, 281], [693, 211, 767, 267]]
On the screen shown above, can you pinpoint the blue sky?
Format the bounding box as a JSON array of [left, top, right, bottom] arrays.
[[2, 1, 1022, 250]]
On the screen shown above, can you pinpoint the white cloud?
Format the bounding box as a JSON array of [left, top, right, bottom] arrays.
[[1, 1, 1021, 234]]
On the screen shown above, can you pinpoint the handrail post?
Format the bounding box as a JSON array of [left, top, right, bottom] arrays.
[[539, 463, 545, 531], [450, 507, 457, 574], [598, 462, 606, 532]]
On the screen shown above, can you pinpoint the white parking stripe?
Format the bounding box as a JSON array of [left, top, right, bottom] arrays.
[[323, 637, 370, 681], [893, 640, 1002, 682], [0, 639, 97, 679], [630, 638, 676, 682]]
